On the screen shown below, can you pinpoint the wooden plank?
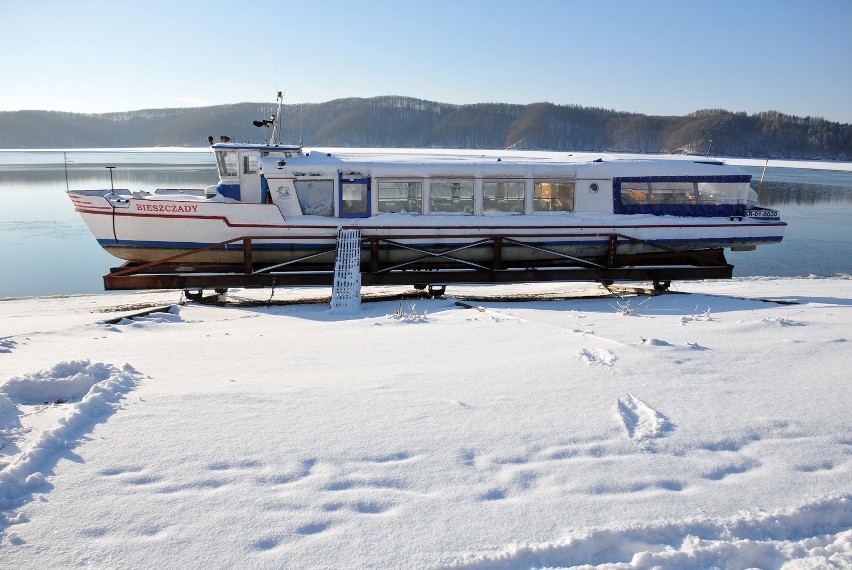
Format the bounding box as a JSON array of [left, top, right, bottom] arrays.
[[102, 305, 175, 325]]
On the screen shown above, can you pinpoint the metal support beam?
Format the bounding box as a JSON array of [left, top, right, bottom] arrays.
[[369, 238, 379, 273], [606, 235, 618, 267], [492, 237, 503, 271], [102, 232, 735, 293], [243, 238, 253, 274]]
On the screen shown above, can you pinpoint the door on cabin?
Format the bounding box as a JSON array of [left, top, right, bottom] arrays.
[[239, 152, 262, 203], [339, 173, 371, 218]]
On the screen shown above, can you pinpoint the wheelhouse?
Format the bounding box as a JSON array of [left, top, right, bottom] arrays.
[[210, 143, 303, 202]]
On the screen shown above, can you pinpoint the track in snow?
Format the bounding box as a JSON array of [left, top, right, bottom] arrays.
[[617, 393, 672, 443]]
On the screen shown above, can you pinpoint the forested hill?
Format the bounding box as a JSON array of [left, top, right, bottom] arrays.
[[1, 96, 850, 160]]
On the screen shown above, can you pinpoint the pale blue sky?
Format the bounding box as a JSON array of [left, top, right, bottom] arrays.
[[1, 0, 850, 122]]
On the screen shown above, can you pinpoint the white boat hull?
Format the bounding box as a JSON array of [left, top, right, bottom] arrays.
[[70, 191, 785, 265]]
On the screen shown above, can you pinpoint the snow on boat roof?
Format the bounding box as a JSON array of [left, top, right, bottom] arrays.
[[266, 147, 751, 179], [211, 143, 302, 152]]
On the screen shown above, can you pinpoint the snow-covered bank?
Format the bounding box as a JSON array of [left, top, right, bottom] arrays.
[[0, 279, 850, 568]]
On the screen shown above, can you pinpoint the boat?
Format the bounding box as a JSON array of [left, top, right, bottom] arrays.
[[67, 94, 786, 292]]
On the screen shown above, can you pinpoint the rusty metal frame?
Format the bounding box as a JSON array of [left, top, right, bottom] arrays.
[[102, 231, 734, 291]]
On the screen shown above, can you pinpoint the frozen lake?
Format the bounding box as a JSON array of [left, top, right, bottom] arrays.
[[1, 150, 850, 298]]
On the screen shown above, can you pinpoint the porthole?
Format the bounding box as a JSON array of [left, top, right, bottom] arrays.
[[589, 183, 599, 193]]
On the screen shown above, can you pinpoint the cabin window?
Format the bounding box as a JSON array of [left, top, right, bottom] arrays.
[[620, 180, 698, 205], [533, 181, 574, 212], [613, 176, 751, 217], [265, 150, 302, 159], [377, 181, 422, 213], [215, 151, 238, 177], [483, 181, 525, 214], [294, 180, 334, 216], [694, 181, 753, 205], [430, 180, 474, 214], [242, 155, 258, 174], [341, 182, 369, 216]]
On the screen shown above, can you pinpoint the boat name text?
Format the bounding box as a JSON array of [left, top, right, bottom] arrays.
[[136, 204, 199, 213]]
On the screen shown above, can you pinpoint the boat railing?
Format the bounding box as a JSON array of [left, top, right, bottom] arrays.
[[153, 188, 208, 196]]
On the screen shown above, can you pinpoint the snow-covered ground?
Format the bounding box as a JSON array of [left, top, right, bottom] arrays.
[[0, 278, 850, 569]]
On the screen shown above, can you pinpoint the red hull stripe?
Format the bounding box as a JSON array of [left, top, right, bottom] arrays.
[[74, 208, 787, 232]]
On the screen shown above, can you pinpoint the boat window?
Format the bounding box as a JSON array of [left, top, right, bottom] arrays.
[[378, 181, 422, 213], [533, 181, 574, 212], [430, 180, 474, 214], [483, 181, 525, 214], [215, 151, 238, 177], [619, 180, 750, 206], [620, 180, 698, 205], [695, 181, 752, 205], [242, 154, 258, 174], [265, 150, 302, 158], [294, 180, 334, 216], [613, 176, 751, 216], [341, 182, 369, 216]]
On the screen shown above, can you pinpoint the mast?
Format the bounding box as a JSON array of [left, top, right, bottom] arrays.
[[268, 91, 284, 145], [757, 158, 769, 195]]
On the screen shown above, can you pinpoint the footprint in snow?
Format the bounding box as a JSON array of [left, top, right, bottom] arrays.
[[617, 393, 672, 443], [571, 328, 598, 339], [99, 465, 145, 477], [702, 458, 761, 481], [366, 451, 413, 464], [353, 501, 393, 514], [479, 488, 507, 501], [252, 536, 283, 550], [577, 348, 617, 366], [296, 522, 330, 536], [762, 317, 805, 327], [640, 337, 672, 347], [794, 460, 836, 473]]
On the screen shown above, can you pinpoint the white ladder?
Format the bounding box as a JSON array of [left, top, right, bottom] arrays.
[[330, 228, 362, 312]]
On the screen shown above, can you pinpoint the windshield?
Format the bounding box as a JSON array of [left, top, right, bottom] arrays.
[[215, 151, 238, 178]]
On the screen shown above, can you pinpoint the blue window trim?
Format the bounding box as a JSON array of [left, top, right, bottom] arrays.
[[613, 175, 751, 217], [338, 171, 371, 218], [260, 175, 270, 203]]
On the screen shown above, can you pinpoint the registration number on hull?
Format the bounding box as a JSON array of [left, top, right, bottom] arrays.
[[746, 209, 779, 218]]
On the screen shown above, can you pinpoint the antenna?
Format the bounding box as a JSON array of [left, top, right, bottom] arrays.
[[705, 139, 713, 157], [106, 166, 116, 195], [63, 152, 70, 191], [274, 57, 280, 99], [757, 158, 769, 195], [268, 91, 284, 145]]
